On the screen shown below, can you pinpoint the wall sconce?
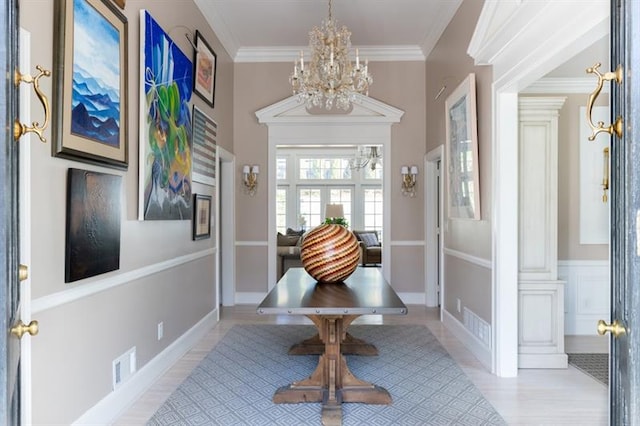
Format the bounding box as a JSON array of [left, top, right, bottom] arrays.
[[602, 147, 609, 203], [401, 165, 419, 197], [243, 164, 259, 196]]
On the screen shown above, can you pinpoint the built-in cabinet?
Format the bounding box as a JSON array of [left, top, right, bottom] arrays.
[[518, 97, 568, 368]]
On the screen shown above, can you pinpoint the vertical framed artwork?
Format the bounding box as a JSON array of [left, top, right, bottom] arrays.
[[193, 30, 217, 108], [192, 194, 212, 240], [65, 168, 122, 283], [192, 105, 217, 186], [445, 73, 481, 220], [53, 0, 128, 170], [139, 10, 193, 220]]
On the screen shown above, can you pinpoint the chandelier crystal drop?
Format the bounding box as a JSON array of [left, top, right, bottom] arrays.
[[348, 146, 381, 171], [289, 0, 373, 110]]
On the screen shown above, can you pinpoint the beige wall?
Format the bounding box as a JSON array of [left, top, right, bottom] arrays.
[[21, 0, 230, 423], [425, 0, 493, 324], [233, 61, 428, 294]]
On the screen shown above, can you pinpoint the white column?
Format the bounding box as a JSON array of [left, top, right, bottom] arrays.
[[518, 97, 568, 369]]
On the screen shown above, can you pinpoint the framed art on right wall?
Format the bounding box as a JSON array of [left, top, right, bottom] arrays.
[[445, 73, 481, 220], [193, 30, 217, 108]]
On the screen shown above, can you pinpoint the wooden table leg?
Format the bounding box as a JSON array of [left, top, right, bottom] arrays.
[[288, 332, 378, 356], [289, 315, 378, 356], [273, 315, 391, 425]]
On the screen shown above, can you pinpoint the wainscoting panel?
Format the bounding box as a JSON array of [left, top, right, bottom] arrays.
[[559, 260, 610, 335]]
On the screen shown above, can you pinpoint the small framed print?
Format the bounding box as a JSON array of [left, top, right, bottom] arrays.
[[192, 194, 212, 240], [193, 30, 217, 108]]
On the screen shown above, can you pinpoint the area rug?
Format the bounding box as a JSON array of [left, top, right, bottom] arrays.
[[567, 353, 609, 386], [148, 324, 506, 425]]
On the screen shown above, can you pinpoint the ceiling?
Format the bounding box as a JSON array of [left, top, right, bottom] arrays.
[[193, 0, 463, 62]]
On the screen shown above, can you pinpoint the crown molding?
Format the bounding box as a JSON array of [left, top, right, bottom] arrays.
[[193, 0, 239, 58], [235, 45, 425, 63], [521, 77, 608, 94]]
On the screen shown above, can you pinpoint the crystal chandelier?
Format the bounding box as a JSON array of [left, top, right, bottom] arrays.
[[348, 146, 381, 171], [289, 0, 373, 110]]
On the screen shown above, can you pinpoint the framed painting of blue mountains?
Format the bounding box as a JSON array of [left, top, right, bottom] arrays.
[[53, 0, 128, 170]]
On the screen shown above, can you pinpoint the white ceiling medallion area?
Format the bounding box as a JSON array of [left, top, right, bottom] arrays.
[[192, 0, 464, 62]]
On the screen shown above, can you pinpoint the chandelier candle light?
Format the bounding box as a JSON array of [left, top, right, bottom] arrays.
[[290, 0, 373, 110]]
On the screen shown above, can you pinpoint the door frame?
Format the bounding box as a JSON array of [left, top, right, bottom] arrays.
[[217, 147, 235, 306], [425, 145, 444, 313], [468, 1, 610, 376], [18, 27, 33, 426]]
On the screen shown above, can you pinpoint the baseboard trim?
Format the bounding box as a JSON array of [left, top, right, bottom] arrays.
[[235, 292, 266, 305], [72, 309, 219, 425], [397, 292, 425, 305], [442, 309, 492, 370], [519, 353, 568, 369]]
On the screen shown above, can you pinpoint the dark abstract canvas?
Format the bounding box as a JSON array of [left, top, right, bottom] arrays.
[[65, 168, 122, 283]]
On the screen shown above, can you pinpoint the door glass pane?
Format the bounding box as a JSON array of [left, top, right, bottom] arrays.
[[363, 188, 383, 239], [276, 187, 287, 234], [299, 188, 322, 228]]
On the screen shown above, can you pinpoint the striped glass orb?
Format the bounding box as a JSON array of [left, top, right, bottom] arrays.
[[300, 224, 360, 283]]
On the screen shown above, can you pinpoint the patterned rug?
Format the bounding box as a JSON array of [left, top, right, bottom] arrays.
[[567, 353, 609, 386], [148, 324, 506, 425]]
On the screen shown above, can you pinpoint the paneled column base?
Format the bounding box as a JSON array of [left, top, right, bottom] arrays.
[[518, 280, 568, 369]]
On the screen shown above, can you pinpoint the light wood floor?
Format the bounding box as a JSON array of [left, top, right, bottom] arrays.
[[115, 305, 608, 425]]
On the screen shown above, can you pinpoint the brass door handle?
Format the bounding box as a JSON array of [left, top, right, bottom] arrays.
[[14, 65, 51, 143], [19, 264, 28, 282], [10, 320, 39, 339], [597, 319, 626, 338], [585, 62, 623, 140]]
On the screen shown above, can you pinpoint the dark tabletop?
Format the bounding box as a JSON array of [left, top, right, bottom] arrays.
[[257, 267, 408, 316]]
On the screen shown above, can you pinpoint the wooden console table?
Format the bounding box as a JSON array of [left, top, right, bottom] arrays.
[[257, 267, 407, 425]]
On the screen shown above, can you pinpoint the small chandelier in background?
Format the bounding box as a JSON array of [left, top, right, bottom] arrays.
[[289, 0, 373, 111], [348, 146, 381, 171]]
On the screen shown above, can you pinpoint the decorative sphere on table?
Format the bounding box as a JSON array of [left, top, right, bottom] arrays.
[[300, 223, 360, 283]]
